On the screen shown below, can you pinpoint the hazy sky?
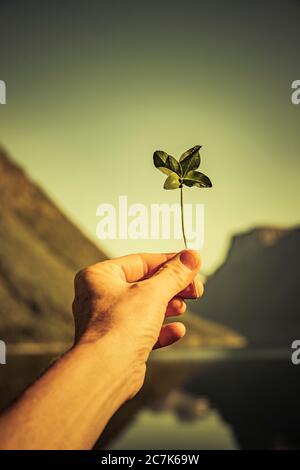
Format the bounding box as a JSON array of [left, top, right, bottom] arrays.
[[0, 0, 299, 273]]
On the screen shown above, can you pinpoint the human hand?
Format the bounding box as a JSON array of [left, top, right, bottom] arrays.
[[0, 251, 204, 451], [72, 250, 203, 397]]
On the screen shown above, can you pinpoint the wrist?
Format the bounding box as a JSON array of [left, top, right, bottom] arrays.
[[73, 331, 146, 401]]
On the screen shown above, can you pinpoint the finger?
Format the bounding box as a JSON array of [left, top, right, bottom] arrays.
[[144, 250, 201, 304], [153, 322, 186, 349], [89, 253, 177, 282], [177, 274, 204, 299], [165, 297, 186, 317]]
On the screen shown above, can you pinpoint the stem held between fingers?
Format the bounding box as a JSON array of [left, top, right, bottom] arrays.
[[180, 184, 187, 249]]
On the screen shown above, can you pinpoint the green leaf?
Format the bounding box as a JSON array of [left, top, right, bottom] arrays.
[[183, 170, 212, 188], [166, 155, 181, 175], [153, 151, 181, 176], [179, 145, 201, 176], [163, 172, 181, 190]]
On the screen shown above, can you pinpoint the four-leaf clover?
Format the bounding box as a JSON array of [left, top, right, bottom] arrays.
[[153, 145, 212, 248]]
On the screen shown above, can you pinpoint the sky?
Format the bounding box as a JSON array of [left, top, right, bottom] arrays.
[[0, 0, 299, 273]]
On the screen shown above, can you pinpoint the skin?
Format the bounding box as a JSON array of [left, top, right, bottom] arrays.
[[0, 250, 203, 450]]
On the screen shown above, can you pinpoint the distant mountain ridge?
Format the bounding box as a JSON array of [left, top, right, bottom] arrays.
[[191, 226, 300, 346]]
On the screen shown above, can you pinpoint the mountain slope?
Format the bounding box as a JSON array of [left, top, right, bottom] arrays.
[[0, 149, 105, 270], [0, 148, 107, 342], [191, 226, 300, 346]]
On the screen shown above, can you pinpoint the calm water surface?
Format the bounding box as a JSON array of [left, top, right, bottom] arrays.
[[0, 350, 299, 450]]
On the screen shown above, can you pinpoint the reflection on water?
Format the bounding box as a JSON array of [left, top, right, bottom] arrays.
[[1, 351, 299, 450], [110, 407, 237, 450]]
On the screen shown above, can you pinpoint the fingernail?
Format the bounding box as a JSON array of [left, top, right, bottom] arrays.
[[180, 250, 200, 271], [194, 274, 204, 298]]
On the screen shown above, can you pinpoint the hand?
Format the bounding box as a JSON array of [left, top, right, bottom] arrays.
[[72, 250, 203, 397], [0, 250, 203, 450]]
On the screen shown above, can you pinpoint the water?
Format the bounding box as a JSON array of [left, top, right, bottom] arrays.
[[1, 350, 299, 450]]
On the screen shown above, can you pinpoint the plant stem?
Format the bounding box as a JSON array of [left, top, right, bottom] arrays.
[[180, 184, 187, 249]]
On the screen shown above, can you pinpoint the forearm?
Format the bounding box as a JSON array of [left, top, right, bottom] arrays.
[[0, 335, 140, 450]]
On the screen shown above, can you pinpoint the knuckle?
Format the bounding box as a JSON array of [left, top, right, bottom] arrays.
[[74, 267, 92, 290], [71, 298, 77, 314], [74, 270, 83, 288], [75, 268, 84, 281], [165, 262, 186, 287]]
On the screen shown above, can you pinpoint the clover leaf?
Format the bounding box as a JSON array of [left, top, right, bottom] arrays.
[[153, 151, 181, 176], [163, 172, 181, 190], [153, 145, 212, 248], [183, 170, 212, 188], [179, 145, 201, 176]]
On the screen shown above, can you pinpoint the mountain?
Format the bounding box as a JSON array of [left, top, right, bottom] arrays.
[[0, 147, 242, 348], [191, 226, 300, 347], [0, 147, 107, 343]]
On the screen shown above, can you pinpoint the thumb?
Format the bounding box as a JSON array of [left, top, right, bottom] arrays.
[[145, 250, 201, 303]]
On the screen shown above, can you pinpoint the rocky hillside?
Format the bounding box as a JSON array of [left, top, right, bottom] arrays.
[[0, 148, 107, 343]]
